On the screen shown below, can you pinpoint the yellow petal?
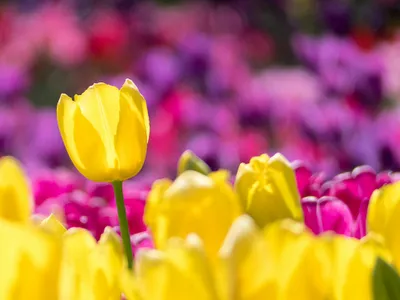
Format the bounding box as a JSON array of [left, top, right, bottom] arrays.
[[59, 228, 97, 300], [264, 220, 313, 300], [208, 170, 231, 183], [135, 235, 218, 300], [334, 235, 385, 300], [166, 234, 219, 299], [135, 249, 167, 299], [57, 94, 85, 172], [145, 171, 242, 258], [121, 268, 140, 300], [57, 94, 110, 182], [267, 153, 303, 222], [0, 156, 32, 223], [114, 82, 148, 180], [120, 78, 150, 142], [0, 219, 61, 300], [88, 235, 123, 300], [75, 82, 120, 149], [219, 215, 274, 300], [99, 226, 123, 256], [367, 182, 400, 235], [235, 163, 258, 210], [39, 213, 66, 237], [144, 178, 172, 231], [379, 200, 400, 270], [74, 105, 114, 181], [247, 180, 294, 227]]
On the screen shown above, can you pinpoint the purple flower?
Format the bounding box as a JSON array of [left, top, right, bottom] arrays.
[[27, 110, 67, 166], [0, 64, 28, 99]]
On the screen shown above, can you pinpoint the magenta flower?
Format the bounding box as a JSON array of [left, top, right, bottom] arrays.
[[131, 231, 154, 256], [326, 166, 392, 219], [32, 169, 84, 206], [293, 162, 325, 198], [302, 196, 353, 236]]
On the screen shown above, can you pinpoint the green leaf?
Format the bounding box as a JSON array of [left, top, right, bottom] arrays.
[[373, 257, 400, 300]]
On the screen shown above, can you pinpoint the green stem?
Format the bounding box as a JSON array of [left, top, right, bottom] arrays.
[[112, 180, 133, 269]]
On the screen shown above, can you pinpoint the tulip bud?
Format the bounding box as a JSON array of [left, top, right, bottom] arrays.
[[57, 79, 150, 182], [144, 170, 242, 258], [235, 153, 303, 228], [0, 156, 32, 223], [177, 150, 211, 176]]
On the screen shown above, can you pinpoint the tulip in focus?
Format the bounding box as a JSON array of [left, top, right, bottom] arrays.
[[235, 153, 303, 227], [57, 79, 149, 182], [145, 170, 242, 258], [0, 156, 32, 223]]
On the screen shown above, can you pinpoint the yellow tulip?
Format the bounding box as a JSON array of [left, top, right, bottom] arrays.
[[367, 181, 400, 269], [234, 153, 303, 227], [59, 227, 123, 300], [335, 233, 392, 300], [0, 156, 32, 223], [145, 170, 242, 259], [0, 219, 61, 300], [57, 79, 150, 182], [122, 234, 221, 300], [219, 216, 313, 300], [219, 216, 385, 300]]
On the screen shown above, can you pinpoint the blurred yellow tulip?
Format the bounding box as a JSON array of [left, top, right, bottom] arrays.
[[0, 156, 32, 223], [0, 219, 61, 300], [145, 170, 242, 259], [122, 234, 221, 300], [235, 153, 303, 227], [367, 181, 400, 270], [59, 227, 123, 300], [219, 216, 385, 300], [57, 79, 150, 182], [219, 216, 313, 300]]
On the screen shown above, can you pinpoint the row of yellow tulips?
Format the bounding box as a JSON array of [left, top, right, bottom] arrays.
[[2, 79, 400, 299]]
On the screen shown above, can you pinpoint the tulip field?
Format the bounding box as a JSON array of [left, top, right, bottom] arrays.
[[4, 1, 400, 299]]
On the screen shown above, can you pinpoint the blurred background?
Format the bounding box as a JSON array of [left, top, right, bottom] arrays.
[[2, 0, 400, 179]]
